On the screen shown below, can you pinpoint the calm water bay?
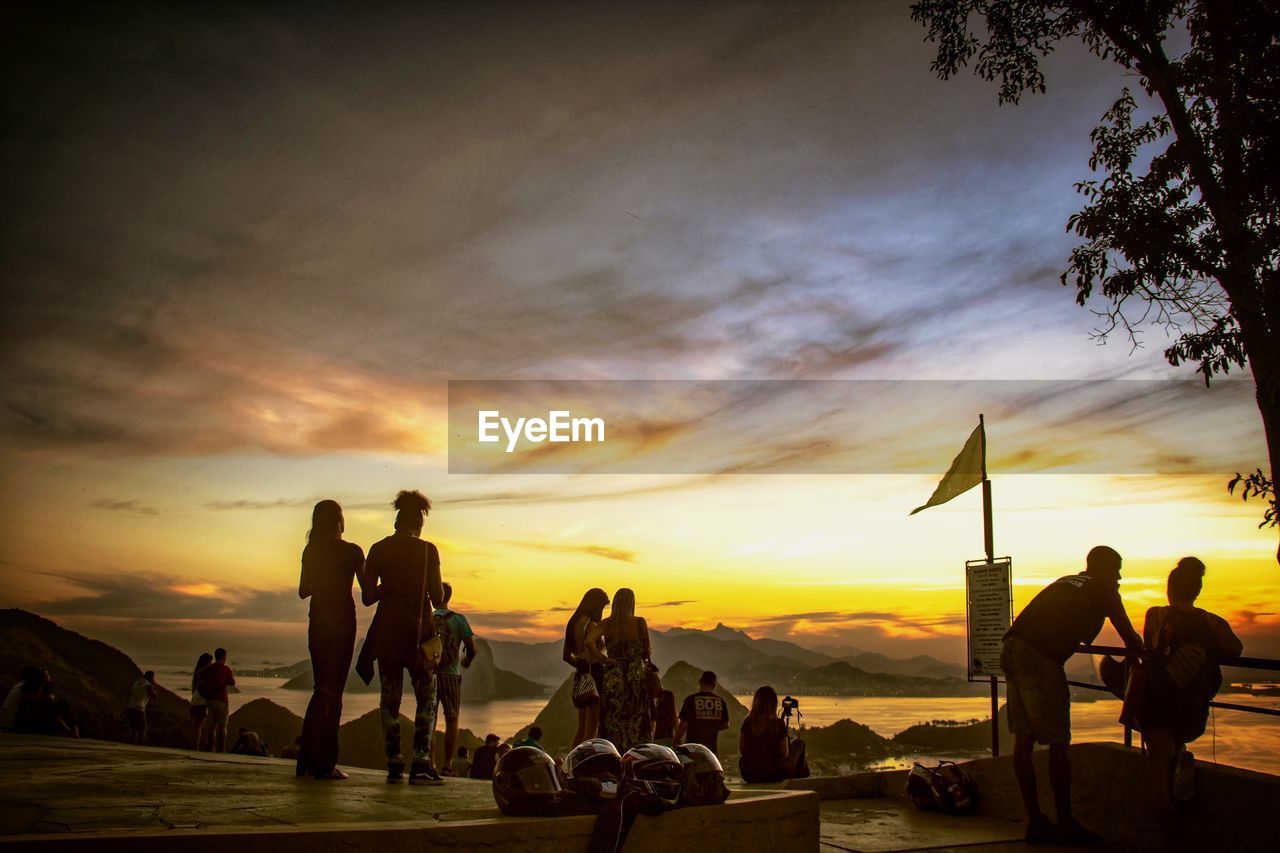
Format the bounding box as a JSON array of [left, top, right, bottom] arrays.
[[158, 671, 1280, 776]]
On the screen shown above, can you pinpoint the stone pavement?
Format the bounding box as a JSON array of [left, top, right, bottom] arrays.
[[0, 734, 817, 851]]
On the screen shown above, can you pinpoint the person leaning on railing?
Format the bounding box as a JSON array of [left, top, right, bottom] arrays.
[[1123, 557, 1242, 814], [999, 545, 1143, 846]]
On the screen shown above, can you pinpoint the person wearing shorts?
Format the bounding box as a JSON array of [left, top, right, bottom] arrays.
[[125, 671, 155, 745], [433, 583, 476, 767], [1001, 546, 1142, 846], [198, 648, 236, 753]]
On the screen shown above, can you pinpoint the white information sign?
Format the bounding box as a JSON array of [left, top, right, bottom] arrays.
[[966, 557, 1012, 679]]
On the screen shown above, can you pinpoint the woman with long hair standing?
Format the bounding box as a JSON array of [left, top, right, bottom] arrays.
[[296, 499, 365, 779], [563, 588, 609, 746], [1129, 557, 1242, 812], [586, 587, 652, 754], [189, 652, 213, 751], [358, 490, 445, 784], [738, 685, 808, 783]]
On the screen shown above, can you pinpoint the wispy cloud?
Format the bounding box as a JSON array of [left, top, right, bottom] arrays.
[[91, 498, 158, 516], [501, 540, 638, 564]]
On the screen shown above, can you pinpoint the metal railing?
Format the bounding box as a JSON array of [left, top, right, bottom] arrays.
[[1070, 644, 1280, 747]]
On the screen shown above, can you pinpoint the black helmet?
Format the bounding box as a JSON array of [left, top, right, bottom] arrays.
[[620, 743, 682, 807], [493, 746, 562, 816], [673, 743, 729, 806], [565, 737, 622, 801]]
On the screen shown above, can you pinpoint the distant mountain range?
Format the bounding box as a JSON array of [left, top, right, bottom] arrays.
[[0, 609, 1007, 775], [273, 637, 547, 702], [489, 621, 978, 697]]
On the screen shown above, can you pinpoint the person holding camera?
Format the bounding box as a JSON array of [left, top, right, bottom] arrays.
[[738, 685, 808, 783]]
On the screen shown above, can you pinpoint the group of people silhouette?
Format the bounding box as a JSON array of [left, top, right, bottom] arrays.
[[1003, 546, 1242, 846]]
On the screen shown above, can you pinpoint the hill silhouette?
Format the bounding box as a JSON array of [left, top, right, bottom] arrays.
[[487, 623, 978, 697], [0, 609, 191, 747], [228, 697, 303, 755], [281, 638, 545, 701]]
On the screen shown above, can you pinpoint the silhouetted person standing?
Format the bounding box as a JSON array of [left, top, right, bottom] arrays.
[[358, 490, 445, 784], [199, 648, 236, 752], [297, 499, 365, 780], [1130, 557, 1242, 813], [432, 582, 476, 769], [587, 587, 653, 753], [675, 671, 729, 755], [1000, 545, 1142, 846], [563, 588, 609, 746], [126, 671, 156, 745]]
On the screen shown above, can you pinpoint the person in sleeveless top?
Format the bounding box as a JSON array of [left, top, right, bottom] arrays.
[[357, 490, 445, 784], [296, 499, 365, 779], [1136, 557, 1242, 813], [586, 587, 652, 754], [563, 588, 609, 746]]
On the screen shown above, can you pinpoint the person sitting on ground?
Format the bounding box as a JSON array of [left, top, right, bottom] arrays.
[[232, 727, 268, 756], [126, 671, 157, 745], [280, 736, 302, 760], [675, 671, 730, 755], [19, 678, 77, 738], [0, 667, 42, 733], [1126, 557, 1242, 813], [514, 725, 544, 750], [469, 733, 501, 779], [1001, 545, 1143, 846], [449, 746, 472, 777], [738, 685, 807, 783], [496, 743, 512, 761]]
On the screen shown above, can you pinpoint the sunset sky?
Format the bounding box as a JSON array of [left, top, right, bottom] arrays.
[[2, 1, 1276, 666]]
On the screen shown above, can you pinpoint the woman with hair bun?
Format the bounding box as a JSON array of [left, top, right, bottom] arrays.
[[1130, 557, 1242, 811], [296, 499, 365, 779], [356, 490, 445, 784]]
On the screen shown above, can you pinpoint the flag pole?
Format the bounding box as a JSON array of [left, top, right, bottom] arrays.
[[980, 413, 993, 563], [980, 413, 999, 757]]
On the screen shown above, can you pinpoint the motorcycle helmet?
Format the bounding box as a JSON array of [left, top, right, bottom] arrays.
[[493, 746, 562, 816], [620, 743, 682, 807], [673, 743, 729, 806], [564, 737, 622, 801]]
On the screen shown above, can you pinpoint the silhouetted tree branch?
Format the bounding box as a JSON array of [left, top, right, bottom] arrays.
[[912, 0, 1280, 560]]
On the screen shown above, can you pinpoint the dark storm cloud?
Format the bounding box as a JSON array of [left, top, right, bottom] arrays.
[[0, 1, 1167, 459]]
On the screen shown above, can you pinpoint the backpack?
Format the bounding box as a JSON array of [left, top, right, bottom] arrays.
[[196, 665, 223, 701], [1145, 607, 1222, 741], [434, 610, 462, 672], [906, 761, 977, 815]]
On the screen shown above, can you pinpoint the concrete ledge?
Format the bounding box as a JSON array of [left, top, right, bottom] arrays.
[[0, 791, 819, 853], [789, 742, 1280, 853], [0, 735, 818, 852], [781, 769, 899, 800]]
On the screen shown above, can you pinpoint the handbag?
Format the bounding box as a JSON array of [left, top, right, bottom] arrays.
[[415, 541, 443, 675], [572, 669, 599, 708]]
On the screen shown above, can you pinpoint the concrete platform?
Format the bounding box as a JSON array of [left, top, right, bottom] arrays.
[[790, 743, 1280, 853], [0, 735, 818, 851]]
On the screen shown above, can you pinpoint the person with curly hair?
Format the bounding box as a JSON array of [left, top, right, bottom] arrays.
[[356, 490, 445, 784]]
